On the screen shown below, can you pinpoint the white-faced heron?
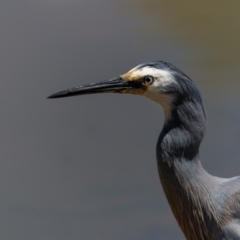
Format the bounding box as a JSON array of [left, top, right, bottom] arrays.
[[48, 61, 240, 240]]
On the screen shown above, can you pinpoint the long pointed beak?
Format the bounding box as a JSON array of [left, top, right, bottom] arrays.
[[47, 77, 137, 99]]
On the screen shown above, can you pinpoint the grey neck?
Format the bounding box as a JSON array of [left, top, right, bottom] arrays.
[[157, 96, 206, 164], [156, 99, 221, 239]]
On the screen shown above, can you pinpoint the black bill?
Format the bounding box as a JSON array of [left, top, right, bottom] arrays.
[[47, 77, 138, 99]]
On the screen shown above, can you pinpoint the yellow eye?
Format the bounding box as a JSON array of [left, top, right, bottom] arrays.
[[143, 76, 154, 85]]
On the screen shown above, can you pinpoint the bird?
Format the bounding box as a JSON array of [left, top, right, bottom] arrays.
[[48, 61, 240, 240]]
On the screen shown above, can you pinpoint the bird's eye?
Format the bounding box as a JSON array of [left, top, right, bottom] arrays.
[[143, 76, 154, 85]]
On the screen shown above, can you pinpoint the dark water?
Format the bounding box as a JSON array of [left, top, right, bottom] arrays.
[[0, 1, 240, 239]]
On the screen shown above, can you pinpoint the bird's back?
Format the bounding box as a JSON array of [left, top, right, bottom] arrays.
[[210, 175, 240, 239]]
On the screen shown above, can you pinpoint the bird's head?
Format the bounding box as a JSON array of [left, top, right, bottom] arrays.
[[48, 61, 203, 118]]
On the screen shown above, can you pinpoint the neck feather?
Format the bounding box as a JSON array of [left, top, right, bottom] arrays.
[[156, 97, 222, 239], [158, 96, 206, 164]]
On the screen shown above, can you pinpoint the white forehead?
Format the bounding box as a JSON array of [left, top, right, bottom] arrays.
[[128, 66, 176, 85]]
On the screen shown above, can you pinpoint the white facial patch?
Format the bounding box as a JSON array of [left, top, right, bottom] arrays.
[[126, 66, 176, 86], [139, 67, 177, 118], [123, 65, 178, 118]]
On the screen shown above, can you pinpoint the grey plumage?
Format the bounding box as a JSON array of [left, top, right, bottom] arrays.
[[48, 61, 240, 240]]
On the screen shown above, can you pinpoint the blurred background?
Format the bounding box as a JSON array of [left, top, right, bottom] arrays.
[[0, 1, 240, 239]]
